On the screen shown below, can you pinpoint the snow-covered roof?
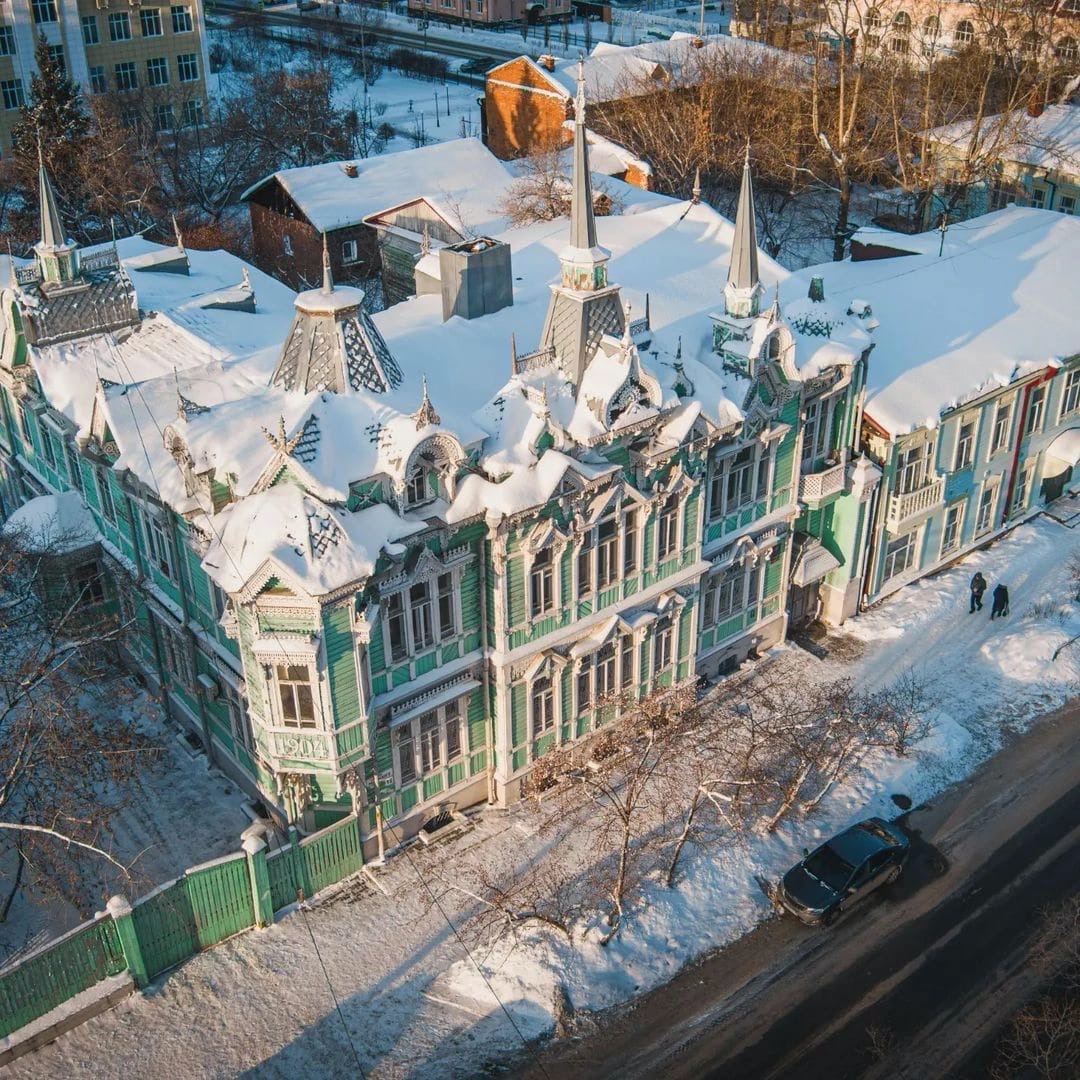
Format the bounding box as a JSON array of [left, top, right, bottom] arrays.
[[203, 485, 423, 596], [3, 491, 102, 553], [241, 138, 516, 235], [927, 103, 1080, 176], [794, 208, 1080, 437], [561, 122, 653, 180], [540, 34, 798, 103]]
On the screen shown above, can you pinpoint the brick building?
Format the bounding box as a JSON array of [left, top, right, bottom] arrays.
[[241, 139, 516, 297], [0, 0, 213, 154]]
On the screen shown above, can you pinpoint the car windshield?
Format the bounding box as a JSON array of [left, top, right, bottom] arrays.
[[803, 844, 855, 891]]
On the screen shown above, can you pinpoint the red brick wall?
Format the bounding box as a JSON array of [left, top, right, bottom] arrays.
[[484, 57, 571, 160]]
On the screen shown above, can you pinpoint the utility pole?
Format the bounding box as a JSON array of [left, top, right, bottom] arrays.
[[938, 212, 949, 257]]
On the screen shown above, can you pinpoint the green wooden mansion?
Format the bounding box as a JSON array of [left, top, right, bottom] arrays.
[[2, 80, 1077, 849]]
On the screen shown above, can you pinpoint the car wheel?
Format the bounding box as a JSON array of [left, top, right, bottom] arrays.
[[822, 907, 838, 927], [884, 865, 902, 887]]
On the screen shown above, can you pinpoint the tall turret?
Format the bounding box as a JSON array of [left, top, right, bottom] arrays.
[[34, 145, 80, 291], [724, 143, 764, 319], [537, 60, 624, 387]]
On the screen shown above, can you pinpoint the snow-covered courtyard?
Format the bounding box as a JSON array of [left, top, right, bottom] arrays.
[[8, 513, 1079, 1079], [0, 686, 251, 965]]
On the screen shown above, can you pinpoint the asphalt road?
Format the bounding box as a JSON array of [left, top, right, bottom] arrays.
[[520, 700, 1080, 1080]]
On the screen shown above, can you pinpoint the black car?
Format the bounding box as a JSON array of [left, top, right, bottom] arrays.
[[780, 817, 909, 927]]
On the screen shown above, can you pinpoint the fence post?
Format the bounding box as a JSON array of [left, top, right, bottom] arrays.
[[107, 894, 148, 989], [243, 833, 274, 928], [289, 825, 313, 901]]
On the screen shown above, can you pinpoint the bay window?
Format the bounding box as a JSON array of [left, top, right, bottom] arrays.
[[276, 664, 317, 728]]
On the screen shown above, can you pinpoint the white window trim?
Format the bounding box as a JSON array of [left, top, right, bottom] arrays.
[[990, 397, 1015, 456], [528, 670, 559, 742], [382, 567, 461, 663], [267, 659, 325, 731], [974, 477, 1001, 536], [883, 527, 920, 582], [526, 543, 562, 621], [953, 414, 977, 471], [939, 500, 965, 558], [391, 697, 467, 788]]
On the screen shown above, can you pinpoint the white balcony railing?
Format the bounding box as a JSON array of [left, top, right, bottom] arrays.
[[799, 460, 846, 502], [886, 476, 945, 530]]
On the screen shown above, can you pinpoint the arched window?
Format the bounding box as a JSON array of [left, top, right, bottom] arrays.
[[986, 27, 1008, 53], [866, 7, 882, 31], [1056, 36, 1078, 62], [923, 15, 940, 38], [892, 11, 911, 52], [404, 464, 430, 507], [1021, 30, 1040, 57], [954, 20, 974, 46]]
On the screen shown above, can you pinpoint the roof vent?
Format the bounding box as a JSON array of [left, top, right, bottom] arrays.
[[538, 54, 556, 71], [439, 237, 513, 322], [808, 276, 825, 302], [341, 162, 359, 178]]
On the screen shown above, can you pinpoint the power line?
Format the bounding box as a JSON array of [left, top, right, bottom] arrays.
[[108, 338, 546, 1076], [382, 818, 554, 1080], [107, 346, 369, 1070]]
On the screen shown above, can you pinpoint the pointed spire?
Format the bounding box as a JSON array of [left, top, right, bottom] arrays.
[[242, 266, 251, 291], [510, 331, 518, 376], [569, 57, 598, 254], [321, 235, 334, 293], [412, 375, 440, 430], [621, 301, 633, 348], [36, 141, 66, 253], [172, 214, 185, 254], [6, 240, 16, 290], [724, 141, 764, 318], [691, 166, 701, 205], [728, 141, 759, 294]]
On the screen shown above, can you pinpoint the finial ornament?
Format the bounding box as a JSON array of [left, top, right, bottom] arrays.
[[262, 415, 302, 455], [622, 301, 633, 347], [242, 266, 251, 290], [172, 214, 185, 253], [691, 166, 701, 205], [319, 232, 332, 291], [6, 240, 16, 290], [412, 375, 440, 430], [575, 56, 586, 122]]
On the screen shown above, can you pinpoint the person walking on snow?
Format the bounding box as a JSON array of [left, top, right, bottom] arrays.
[[970, 572, 987, 613], [991, 583, 1010, 620]]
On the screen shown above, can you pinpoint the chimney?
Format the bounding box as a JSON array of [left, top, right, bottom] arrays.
[[439, 237, 513, 322], [808, 276, 825, 302], [538, 54, 556, 71], [690, 36, 705, 49], [342, 162, 359, 178]]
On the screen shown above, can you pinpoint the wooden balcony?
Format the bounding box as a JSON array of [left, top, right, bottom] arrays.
[[886, 476, 945, 530], [799, 460, 846, 503]]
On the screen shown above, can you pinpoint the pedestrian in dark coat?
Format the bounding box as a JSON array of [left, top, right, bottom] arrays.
[[970, 572, 987, 613], [991, 583, 1010, 620]]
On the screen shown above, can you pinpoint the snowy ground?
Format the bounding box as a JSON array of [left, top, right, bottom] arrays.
[[9, 515, 1080, 1078], [0, 686, 251, 964]]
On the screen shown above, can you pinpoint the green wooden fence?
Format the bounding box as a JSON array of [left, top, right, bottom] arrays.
[[0, 917, 126, 1039], [0, 814, 366, 1043]]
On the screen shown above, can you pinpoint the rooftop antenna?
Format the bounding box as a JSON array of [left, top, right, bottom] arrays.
[[510, 331, 517, 376]]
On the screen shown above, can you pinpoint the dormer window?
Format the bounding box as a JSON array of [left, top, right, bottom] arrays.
[[405, 464, 431, 507]]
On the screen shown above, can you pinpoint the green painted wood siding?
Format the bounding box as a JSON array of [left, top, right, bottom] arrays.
[[323, 602, 361, 732], [507, 554, 526, 627]]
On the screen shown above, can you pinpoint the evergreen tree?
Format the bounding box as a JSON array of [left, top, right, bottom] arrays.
[[11, 36, 90, 233]]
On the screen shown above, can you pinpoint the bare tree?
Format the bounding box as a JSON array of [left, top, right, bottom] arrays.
[[0, 522, 161, 927]]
